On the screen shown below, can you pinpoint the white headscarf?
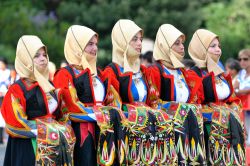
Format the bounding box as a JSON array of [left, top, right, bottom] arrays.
[[188, 29, 224, 76], [112, 19, 143, 73], [64, 25, 98, 75], [15, 35, 54, 92], [153, 24, 185, 68]]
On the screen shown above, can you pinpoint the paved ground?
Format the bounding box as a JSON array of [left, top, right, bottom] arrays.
[[0, 131, 7, 166], [0, 142, 6, 166]]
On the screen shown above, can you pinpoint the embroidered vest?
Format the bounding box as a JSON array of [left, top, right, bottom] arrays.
[[108, 63, 131, 103], [16, 79, 60, 120], [65, 66, 94, 103], [155, 63, 173, 101], [192, 66, 216, 102]]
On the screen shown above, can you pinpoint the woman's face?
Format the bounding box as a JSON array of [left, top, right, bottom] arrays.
[[238, 54, 250, 69], [33, 47, 48, 71], [171, 36, 185, 56], [0, 61, 6, 70], [84, 35, 98, 56], [129, 31, 143, 53], [207, 38, 221, 56]]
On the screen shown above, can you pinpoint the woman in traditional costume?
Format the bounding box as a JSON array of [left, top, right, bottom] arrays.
[[53, 25, 126, 166], [101, 19, 175, 165], [1, 35, 75, 166], [188, 29, 245, 165], [145, 24, 206, 165]]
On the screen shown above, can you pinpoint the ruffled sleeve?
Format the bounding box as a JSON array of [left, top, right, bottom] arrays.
[[144, 65, 161, 108], [53, 68, 96, 122], [183, 69, 204, 104], [99, 67, 122, 108], [1, 84, 36, 138]]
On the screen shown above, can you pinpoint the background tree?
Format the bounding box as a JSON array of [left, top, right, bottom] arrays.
[[57, 0, 207, 66], [0, 1, 36, 63], [202, 0, 250, 61], [0, 0, 249, 68]]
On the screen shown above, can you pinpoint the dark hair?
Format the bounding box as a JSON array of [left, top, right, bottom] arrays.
[[141, 51, 153, 63], [0, 56, 8, 65], [225, 58, 241, 72], [182, 59, 195, 69]]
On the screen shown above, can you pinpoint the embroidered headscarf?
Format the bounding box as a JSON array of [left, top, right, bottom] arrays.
[[15, 35, 54, 92], [112, 19, 143, 73], [153, 24, 185, 68], [188, 29, 223, 76], [64, 25, 98, 75]]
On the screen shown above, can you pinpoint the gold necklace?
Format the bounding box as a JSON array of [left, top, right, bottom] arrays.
[[173, 71, 183, 88], [176, 79, 183, 88], [133, 72, 142, 85]]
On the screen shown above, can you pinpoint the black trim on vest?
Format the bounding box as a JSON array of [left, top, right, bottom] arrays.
[[191, 66, 216, 102], [65, 66, 94, 103], [108, 63, 131, 103], [16, 80, 46, 120], [97, 68, 101, 76], [103, 79, 108, 94], [155, 63, 172, 101], [191, 66, 202, 77], [202, 76, 216, 102]]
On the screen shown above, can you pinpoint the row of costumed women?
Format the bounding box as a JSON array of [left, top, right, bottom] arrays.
[[1, 19, 245, 166]]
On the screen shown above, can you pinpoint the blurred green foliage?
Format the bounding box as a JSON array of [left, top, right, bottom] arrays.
[[0, 0, 249, 68], [202, 0, 250, 61]]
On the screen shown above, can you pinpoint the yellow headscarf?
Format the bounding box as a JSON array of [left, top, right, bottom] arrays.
[[15, 35, 54, 93], [188, 29, 224, 76], [112, 19, 142, 73], [64, 25, 98, 75], [153, 24, 185, 68]]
